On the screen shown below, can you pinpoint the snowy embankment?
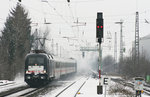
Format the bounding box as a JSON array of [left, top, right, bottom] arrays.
[[44, 75, 150, 97], [0, 75, 149, 97], [0, 75, 27, 93], [76, 76, 149, 97]]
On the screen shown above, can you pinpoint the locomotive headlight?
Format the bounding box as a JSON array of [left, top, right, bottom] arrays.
[[41, 70, 46, 74], [26, 70, 32, 74], [43, 70, 46, 73], [39, 70, 46, 74], [26, 71, 30, 74], [26, 75, 31, 79], [40, 76, 45, 79]]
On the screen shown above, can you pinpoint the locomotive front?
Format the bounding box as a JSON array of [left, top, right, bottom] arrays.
[[24, 53, 49, 86]]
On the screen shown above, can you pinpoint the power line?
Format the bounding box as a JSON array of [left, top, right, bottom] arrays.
[[42, 1, 80, 39], [47, 0, 104, 3], [43, 1, 71, 26]]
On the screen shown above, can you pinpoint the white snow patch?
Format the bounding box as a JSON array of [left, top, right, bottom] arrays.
[[38, 75, 150, 97], [0, 80, 14, 85], [14, 73, 24, 83]]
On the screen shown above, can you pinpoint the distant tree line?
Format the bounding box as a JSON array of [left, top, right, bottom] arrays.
[[102, 55, 115, 74], [102, 49, 150, 79], [0, 4, 33, 80], [119, 49, 150, 79]]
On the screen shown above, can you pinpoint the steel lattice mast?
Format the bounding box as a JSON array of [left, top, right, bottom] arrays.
[[135, 12, 139, 72]]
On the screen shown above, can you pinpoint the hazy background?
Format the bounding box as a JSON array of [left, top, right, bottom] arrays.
[[0, 0, 150, 62]]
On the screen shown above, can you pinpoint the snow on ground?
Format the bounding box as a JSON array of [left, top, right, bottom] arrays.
[[0, 74, 27, 93], [1, 75, 149, 97], [0, 80, 14, 85], [76, 78, 102, 97], [0, 73, 24, 86], [41, 75, 84, 97], [43, 75, 150, 97], [0, 82, 27, 93], [57, 77, 88, 97], [76, 76, 149, 97], [14, 73, 24, 83], [76, 77, 122, 97]]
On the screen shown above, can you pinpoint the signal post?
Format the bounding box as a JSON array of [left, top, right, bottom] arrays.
[[96, 12, 104, 94]]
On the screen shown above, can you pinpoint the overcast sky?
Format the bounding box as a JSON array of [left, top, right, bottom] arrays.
[[0, 0, 150, 59]]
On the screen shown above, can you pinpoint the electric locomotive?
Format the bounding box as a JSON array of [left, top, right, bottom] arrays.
[[24, 50, 77, 87]]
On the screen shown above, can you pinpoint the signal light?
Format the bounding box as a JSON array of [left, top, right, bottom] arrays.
[[96, 19, 103, 38], [97, 26, 103, 29], [26, 71, 31, 74], [67, 0, 70, 2], [96, 12, 104, 43]]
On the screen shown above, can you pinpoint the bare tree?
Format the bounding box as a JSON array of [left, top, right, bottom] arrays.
[[102, 55, 115, 74], [119, 48, 150, 79]]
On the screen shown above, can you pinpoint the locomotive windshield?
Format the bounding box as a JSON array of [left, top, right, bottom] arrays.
[[27, 56, 45, 65]]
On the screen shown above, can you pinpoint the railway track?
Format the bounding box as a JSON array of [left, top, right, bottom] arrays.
[[0, 82, 15, 87], [0, 85, 29, 97], [0, 75, 85, 97], [55, 81, 77, 97], [6, 87, 45, 97], [55, 77, 89, 97], [74, 79, 87, 97], [0, 84, 51, 97], [111, 78, 150, 96]]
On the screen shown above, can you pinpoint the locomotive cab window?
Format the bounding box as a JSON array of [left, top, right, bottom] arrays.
[[27, 56, 45, 65]]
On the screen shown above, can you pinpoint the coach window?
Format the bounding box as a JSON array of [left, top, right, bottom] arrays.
[[56, 62, 60, 68]]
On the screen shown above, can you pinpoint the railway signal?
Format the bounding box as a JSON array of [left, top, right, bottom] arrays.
[[96, 12, 104, 44], [97, 12, 104, 95]]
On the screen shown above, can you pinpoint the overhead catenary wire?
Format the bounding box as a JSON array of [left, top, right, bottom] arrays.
[[9, 0, 150, 20], [67, 2, 76, 22], [42, 1, 82, 54], [47, 0, 104, 3], [9, 0, 150, 24], [66, 2, 87, 47], [65, 1, 88, 48], [9, 0, 150, 54], [17, 0, 77, 39], [44, 1, 72, 27], [43, 1, 81, 40]]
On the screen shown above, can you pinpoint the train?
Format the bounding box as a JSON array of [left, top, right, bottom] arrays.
[[24, 50, 77, 87]]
